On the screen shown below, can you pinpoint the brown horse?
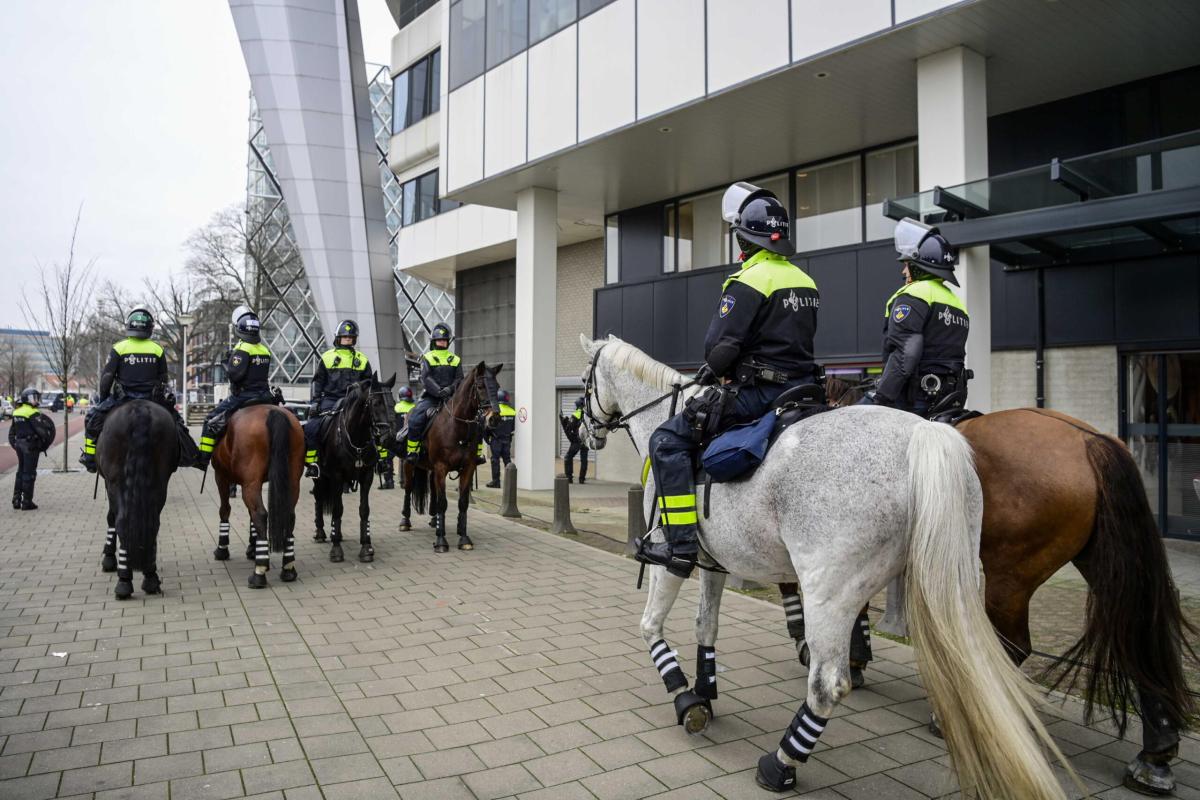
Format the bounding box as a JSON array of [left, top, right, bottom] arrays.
[[210, 404, 304, 588], [782, 381, 1197, 794], [407, 362, 502, 552]]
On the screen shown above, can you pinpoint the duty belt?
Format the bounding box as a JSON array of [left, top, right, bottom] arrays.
[[736, 363, 794, 385], [918, 373, 960, 396]]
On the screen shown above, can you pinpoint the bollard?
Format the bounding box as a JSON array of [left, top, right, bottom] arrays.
[[550, 476, 577, 535], [625, 486, 646, 556], [499, 462, 521, 518]]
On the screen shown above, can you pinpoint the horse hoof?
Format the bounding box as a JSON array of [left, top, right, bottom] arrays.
[[755, 752, 797, 793], [797, 642, 810, 667], [247, 573, 268, 589], [101, 555, 117, 573], [927, 715, 943, 739], [1125, 754, 1176, 796], [313, 531, 327, 543], [850, 665, 865, 689], [358, 547, 374, 563], [329, 544, 344, 563], [141, 576, 161, 595], [673, 690, 713, 735], [434, 537, 449, 553], [245, 545, 255, 561], [114, 581, 133, 600], [281, 565, 297, 582], [457, 536, 473, 551], [398, 520, 411, 532], [213, 547, 229, 562]]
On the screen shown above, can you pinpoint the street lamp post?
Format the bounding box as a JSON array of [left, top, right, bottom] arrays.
[[177, 313, 196, 424]]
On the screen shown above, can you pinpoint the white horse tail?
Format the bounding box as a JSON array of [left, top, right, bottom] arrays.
[[904, 420, 1072, 800]]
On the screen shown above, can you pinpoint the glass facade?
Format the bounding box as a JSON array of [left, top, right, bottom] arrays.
[[604, 216, 619, 284], [449, 0, 486, 89], [486, 0, 528, 69], [531, 0, 576, 43], [392, 49, 441, 134], [865, 143, 918, 241], [794, 157, 862, 252], [395, 0, 439, 29]]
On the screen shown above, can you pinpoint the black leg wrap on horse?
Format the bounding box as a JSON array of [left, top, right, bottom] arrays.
[[756, 752, 797, 793], [849, 609, 872, 664], [782, 593, 804, 641], [695, 645, 717, 700], [650, 639, 687, 693], [779, 702, 828, 763]]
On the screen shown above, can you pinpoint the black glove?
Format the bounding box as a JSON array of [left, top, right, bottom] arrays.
[[694, 364, 718, 386], [439, 387, 453, 399], [308, 401, 320, 417]]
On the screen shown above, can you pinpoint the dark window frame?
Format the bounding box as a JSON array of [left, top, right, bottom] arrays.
[[398, 169, 463, 229], [392, 49, 442, 135]]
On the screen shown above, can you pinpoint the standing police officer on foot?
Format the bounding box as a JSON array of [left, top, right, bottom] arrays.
[[485, 390, 515, 488], [303, 320, 374, 477], [196, 307, 280, 471], [637, 182, 820, 579], [80, 307, 201, 473], [9, 388, 54, 510], [857, 219, 970, 416], [561, 397, 589, 484]]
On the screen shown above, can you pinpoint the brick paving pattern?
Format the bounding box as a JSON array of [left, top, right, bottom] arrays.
[[0, 464, 1197, 799]]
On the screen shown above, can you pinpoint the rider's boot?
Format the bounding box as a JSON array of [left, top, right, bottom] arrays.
[[20, 484, 37, 511], [405, 439, 421, 464], [636, 492, 699, 578], [304, 448, 320, 478], [195, 451, 211, 472], [80, 436, 98, 474]]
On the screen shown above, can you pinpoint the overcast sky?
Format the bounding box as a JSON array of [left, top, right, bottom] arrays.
[[0, 1, 396, 330]]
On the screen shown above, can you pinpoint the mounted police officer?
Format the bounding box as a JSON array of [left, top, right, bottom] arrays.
[[858, 219, 969, 416], [485, 390, 516, 488], [10, 387, 53, 510], [637, 181, 820, 578], [304, 319, 374, 477], [404, 323, 462, 463], [375, 385, 415, 489], [80, 307, 199, 473], [196, 306, 279, 471], [561, 397, 589, 484]]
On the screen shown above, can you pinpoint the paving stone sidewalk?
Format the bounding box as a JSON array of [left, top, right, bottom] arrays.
[[0, 465, 1197, 800]]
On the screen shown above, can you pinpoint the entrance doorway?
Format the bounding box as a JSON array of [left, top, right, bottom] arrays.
[[1122, 351, 1200, 539]]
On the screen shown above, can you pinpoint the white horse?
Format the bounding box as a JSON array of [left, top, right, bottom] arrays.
[[577, 335, 1075, 799]]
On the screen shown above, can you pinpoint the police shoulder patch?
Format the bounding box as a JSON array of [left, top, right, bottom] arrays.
[[719, 294, 737, 318], [892, 304, 912, 323]]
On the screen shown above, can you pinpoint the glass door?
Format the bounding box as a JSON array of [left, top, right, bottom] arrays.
[[1122, 351, 1200, 538]]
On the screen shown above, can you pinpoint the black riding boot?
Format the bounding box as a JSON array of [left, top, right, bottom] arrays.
[[636, 491, 700, 579], [20, 483, 37, 511], [12, 487, 21, 510]]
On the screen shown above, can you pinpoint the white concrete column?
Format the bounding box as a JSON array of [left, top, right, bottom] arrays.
[[514, 187, 558, 490], [917, 46, 991, 412]]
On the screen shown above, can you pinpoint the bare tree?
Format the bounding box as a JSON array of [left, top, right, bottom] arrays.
[[0, 340, 33, 398], [142, 273, 196, 396], [185, 206, 266, 310], [19, 206, 99, 471]]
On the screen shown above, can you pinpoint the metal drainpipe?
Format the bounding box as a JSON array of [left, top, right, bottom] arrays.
[[1035, 267, 1046, 408]]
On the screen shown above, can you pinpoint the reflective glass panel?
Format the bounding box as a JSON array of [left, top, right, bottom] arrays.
[[865, 143, 916, 241], [794, 157, 862, 252], [449, 0, 486, 90], [418, 172, 438, 222], [580, 0, 615, 16], [605, 216, 619, 283], [531, 0, 576, 43], [486, 0, 529, 69], [663, 205, 676, 273], [429, 50, 442, 115], [392, 69, 410, 134], [409, 57, 429, 128], [402, 179, 417, 226]]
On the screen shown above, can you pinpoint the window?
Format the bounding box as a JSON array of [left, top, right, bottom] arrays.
[[396, 0, 439, 29], [449, 0, 486, 90], [865, 143, 917, 241], [392, 49, 442, 134], [662, 174, 786, 273], [794, 157, 862, 251], [531, 0, 576, 43], [486, 0, 528, 69], [579, 0, 615, 16], [398, 170, 461, 228], [605, 216, 619, 284]]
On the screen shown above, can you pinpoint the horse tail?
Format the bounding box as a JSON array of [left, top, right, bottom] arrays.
[[1044, 434, 1198, 735], [410, 466, 429, 515], [265, 410, 294, 554], [120, 403, 158, 572], [904, 420, 1071, 800]]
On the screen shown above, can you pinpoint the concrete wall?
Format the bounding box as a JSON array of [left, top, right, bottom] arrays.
[[555, 238, 603, 380], [991, 345, 1119, 435]]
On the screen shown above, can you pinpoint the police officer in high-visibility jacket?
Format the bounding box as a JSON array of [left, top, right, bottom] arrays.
[[404, 323, 463, 462], [377, 385, 416, 489], [303, 319, 374, 477], [485, 390, 516, 487], [80, 307, 199, 473], [10, 387, 51, 510], [197, 307, 279, 471], [858, 219, 969, 416], [637, 182, 820, 579], [561, 397, 589, 484]]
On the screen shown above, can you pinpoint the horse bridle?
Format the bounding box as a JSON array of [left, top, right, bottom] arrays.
[[581, 344, 695, 444], [336, 386, 374, 464]]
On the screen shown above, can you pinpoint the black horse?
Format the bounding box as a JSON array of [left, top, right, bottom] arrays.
[[97, 400, 179, 600], [311, 376, 396, 562]]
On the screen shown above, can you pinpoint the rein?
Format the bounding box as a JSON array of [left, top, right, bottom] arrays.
[[583, 344, 695, 435], [336, 390, 373, 462]]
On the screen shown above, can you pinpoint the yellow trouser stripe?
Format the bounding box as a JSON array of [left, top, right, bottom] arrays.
[[658, 494, 697, 509], [305, 450, 318, 464], [406, 439, 420, 453], [199, 437, 215, 453], [377, 446, 388, 459], [641, 457, 651, 488], [662, 510, 698, 525], [477, 443, 484, 457], [83, 439, 96, 455]]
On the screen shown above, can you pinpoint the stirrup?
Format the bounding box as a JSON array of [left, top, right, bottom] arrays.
[[305, 463, 321, 478], [634, 535, 697, 578]]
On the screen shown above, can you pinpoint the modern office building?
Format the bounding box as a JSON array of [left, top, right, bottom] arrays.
[[411, 0, 1200, 536]]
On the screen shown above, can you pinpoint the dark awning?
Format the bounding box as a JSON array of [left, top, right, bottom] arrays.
[[883, 131, 1200, 271]]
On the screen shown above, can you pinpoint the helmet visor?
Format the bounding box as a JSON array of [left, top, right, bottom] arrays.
[[721, 182, 761, 224], [894, 218, 935, 261]]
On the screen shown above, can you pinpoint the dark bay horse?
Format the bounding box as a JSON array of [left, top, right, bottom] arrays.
[[787, 380, 1197, 795], [407, 362, 501, 552], [97, 400, 178, 600], [210, 405, 303, 588], [311, 377, 396, 563]]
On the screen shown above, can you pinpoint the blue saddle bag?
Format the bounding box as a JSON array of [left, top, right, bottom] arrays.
[[701, 410, 777, 483]]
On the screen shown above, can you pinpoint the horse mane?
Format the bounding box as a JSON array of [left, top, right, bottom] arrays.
[[601, 338, 685, 392]]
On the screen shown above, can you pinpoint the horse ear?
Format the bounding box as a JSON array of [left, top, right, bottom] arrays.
[[385, 373, 396, 388], [491, 363, 504, 376], [579, 334, 594, 354]]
